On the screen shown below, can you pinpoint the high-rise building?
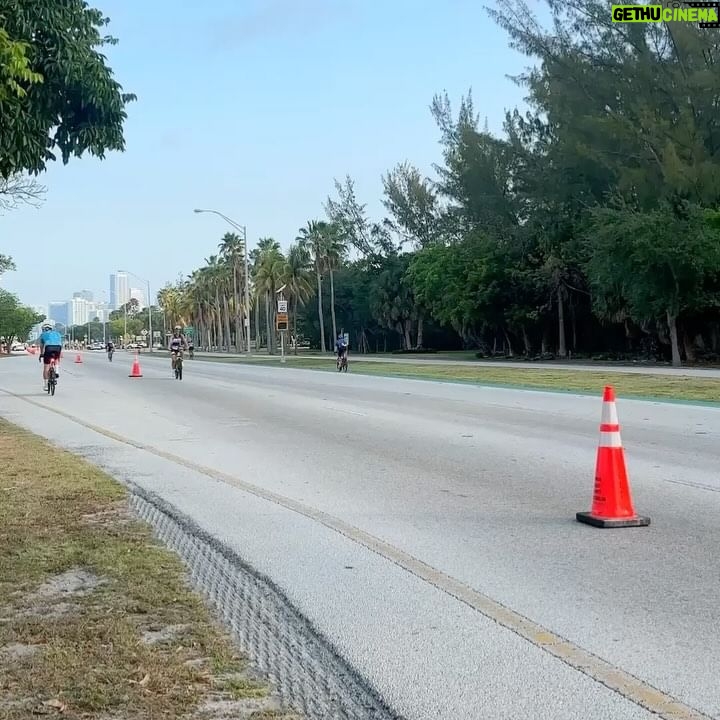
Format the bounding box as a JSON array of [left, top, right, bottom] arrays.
[[48, 302, 68, 327], [67, 297, 91, 326], [73, 290, 94, 302], [109, 272, 129, 310], [130, 287, 145, 309]]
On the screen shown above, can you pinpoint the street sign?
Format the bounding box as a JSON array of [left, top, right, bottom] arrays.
[[277, 300, 288, 314], [141, 329, 148, 336], [276, 313, 289, 332], [185, 326, 194, 336]]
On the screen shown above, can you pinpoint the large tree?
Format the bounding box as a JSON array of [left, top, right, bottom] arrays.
[[0, 0, 136, 179], [0, 289, 43, 350]]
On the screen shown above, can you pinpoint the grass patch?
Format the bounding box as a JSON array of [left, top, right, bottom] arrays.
[[0, 419, 299, 720], [199, 355, 720, 402]]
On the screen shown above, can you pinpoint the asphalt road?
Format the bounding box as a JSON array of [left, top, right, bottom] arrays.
[[1, 352, 719, 720]]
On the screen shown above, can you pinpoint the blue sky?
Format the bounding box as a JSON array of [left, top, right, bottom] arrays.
[[1, 0, 536, 309]]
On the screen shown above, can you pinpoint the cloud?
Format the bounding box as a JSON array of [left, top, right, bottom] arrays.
[[208, 0, 355, 49]]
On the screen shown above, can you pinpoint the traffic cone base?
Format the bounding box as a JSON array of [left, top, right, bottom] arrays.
[[577, 385, 650, 529], [129, 354, 143, 378], [576, 511, 650, 528], [74, 353, 82, 364]]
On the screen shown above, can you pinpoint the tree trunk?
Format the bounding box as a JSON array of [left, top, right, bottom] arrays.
[[503, 328, 514, 357], [404, 322, 412, 350], [223, 294, 232, 352], [416, 312, 424, 349], [265, 291, 273, 354], [682, 330, 696, 364], [233, 264, 242, 352], [329, 268, 337, 343], [255, 297, 262, 350], [667, 310, 681, 367], [316, 269, 326, 353], [522, 326, 532, 356], [293, 295, 299, 355], [557, 286, 567, 358]]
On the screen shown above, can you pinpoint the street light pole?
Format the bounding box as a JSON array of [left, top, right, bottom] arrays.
[[118, 270, 153, 352], [194, 208, 252, 356]]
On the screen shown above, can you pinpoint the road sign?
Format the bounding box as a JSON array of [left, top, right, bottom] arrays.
[[277, 300, 288, 314], [185, 326, 194, 336], [276, 313, 289, 332], [141, 329, 148, 336]]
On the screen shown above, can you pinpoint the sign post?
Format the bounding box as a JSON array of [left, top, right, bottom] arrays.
[[277, 299, 288, 364]]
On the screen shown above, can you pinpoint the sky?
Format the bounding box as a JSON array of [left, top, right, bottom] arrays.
[[0, 0, 539, 310]]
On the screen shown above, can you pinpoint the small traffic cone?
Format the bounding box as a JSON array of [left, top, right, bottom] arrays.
[[74, 353, 83, 364], [129, 353, 143, 378], [577, 386, 650, 528]]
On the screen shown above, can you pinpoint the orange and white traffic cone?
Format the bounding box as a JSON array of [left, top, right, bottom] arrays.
[[129, 353, 143, 378], [74, 353, 83, 364], [576, 386, 651, 528]]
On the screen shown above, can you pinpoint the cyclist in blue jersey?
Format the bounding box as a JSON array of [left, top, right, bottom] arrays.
[[38, 321, 63, 391]]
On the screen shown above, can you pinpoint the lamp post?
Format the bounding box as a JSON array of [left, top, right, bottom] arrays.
[[118, 270, 153, 352], [193, 208, 252, 355]]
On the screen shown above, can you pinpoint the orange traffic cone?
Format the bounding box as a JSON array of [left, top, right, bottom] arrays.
[[577, 386, 650, 528], [74, 353, 83, 364], [129, 353, 143, 378]]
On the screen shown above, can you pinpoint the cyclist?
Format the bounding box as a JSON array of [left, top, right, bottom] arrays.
[[187, 336, 195, 359], [38, 321, 63, 391], [168, 325, 189, 372], [106, 340, 115, 360], [335, 332, 348, 368]]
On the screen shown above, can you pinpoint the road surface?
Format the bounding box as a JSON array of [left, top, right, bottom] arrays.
[[1, 352, 718, 720]]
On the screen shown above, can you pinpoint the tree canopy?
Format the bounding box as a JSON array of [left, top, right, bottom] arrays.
[[0, 0, 136, 179], [162, 0, 720, 366]]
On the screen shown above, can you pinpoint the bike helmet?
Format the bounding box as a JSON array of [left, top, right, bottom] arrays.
[[41, 321, 53, 331]]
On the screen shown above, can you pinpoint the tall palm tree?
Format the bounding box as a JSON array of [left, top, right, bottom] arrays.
[[324, 222, 347, 343], [218, 232, 245, 352], [297, 220, 330, 353], [283, 243, 314, 354], [253, 238, 284, 354]]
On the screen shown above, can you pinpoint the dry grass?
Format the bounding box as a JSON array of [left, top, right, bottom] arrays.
[[200, 356, 720, 403], [0, 419, 300, 720]]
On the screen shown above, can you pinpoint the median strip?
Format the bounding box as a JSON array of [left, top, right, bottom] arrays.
[[197, 355, 720, 403]]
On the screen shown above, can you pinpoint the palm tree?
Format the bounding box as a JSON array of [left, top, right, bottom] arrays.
[[324, 222, 347, 343], [253, 238, 284, 354], [283, 243, 314, 354], [218, 232, 245, 352], [297, 220, 331, 353]]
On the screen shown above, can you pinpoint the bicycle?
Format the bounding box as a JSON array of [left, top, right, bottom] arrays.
[[337, 351, 348, 372], [173, 350, 184, 380], [107, 348, 114, 362], [47, 358, 59, 395]]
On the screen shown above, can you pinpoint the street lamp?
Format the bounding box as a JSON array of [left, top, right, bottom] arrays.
[[118, 270, 153, 353], [193, 208, 252, 355]]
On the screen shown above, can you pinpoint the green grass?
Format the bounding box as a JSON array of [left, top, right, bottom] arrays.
[[0, 420, 297, 720], [197, 355, 720, 403]]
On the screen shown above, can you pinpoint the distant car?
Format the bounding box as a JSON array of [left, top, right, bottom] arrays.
[[10, 342, 26, 354], [89, 343, 105, 351]]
